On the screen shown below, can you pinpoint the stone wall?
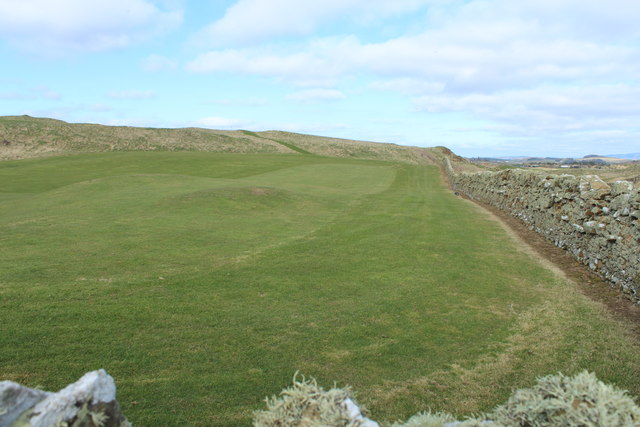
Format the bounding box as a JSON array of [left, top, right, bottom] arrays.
[[446, 163, 640, 301]]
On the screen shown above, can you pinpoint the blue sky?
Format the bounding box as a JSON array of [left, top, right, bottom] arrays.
[[1, 0, 639, 157]]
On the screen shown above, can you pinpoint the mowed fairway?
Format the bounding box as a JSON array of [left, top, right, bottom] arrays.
[[1, 152, 639, 425]]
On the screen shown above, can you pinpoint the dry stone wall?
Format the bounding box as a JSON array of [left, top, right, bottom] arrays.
[[447, 164, 640, 301]]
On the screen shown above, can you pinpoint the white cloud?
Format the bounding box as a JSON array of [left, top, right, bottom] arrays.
[[195, 116, 245, 129], [185, 0, 640, 155], [0, 86, 61, 101], [208, 98, 268, 107], [186, 48, 343, 82], [192, 0, 442, 48], [286, 89, 346, 102], [413, 85, 640, 140], [0, 92, 29, 100], [0, 0, 182, 55], [142, 54, 178, 72], [192, 0, 640, 51], [369, 78, 445, 95], [187, 30, 637, 90], [106, 90, 156, 100], [493, 1, 640, 41]]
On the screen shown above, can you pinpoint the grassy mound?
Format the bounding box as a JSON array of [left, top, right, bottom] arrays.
[[0, 115, 435, 164]]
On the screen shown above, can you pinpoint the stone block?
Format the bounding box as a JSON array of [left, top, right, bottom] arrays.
[[611, 180, 633, 197], [579, 175, 611, 200]]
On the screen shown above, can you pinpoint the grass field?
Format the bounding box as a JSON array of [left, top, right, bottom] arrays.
[[1, 151, 640, 425], [542, 163, 640, 183]]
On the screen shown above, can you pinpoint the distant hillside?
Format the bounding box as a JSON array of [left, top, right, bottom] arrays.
[[257, 130, 437, 164], [0, 115, 436, 164], [0, 115, 290, 160], [473, 154, 634, 165], [577, 154, 629, 164], [426, 145, 482, 174]]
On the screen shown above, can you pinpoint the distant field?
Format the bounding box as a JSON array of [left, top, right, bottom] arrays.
[[1, 152, 640, 425], [542, 163, 640, 183], [477, 161, 640, 184]]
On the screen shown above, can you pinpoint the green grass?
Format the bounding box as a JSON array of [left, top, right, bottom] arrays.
[[241, 130, 313, 155], [1, 152, 639, 426]]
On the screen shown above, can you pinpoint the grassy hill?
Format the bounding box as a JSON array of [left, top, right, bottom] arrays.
[[0, 115, 290, 159], [0, 115, 435, 164]]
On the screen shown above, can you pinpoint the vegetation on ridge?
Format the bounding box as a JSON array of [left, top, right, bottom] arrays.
[[0, 115, 434, 164]]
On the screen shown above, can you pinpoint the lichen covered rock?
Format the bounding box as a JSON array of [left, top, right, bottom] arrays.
[[0, 370, 129, 427]]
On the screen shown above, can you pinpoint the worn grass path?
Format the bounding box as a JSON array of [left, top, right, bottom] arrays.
[[1, 152, 639, 425]]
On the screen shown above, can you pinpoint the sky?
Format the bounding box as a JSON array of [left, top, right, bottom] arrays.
[[0, 0, 639, 157]]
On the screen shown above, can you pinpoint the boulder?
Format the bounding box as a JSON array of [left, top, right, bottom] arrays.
[[0, 370, 129, 427], [611, 180, 633, 197], [0, 382, 50, 427], [579, 175, 611, 200]]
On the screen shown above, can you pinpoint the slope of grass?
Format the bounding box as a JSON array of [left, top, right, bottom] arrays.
[[1, 152, 639, 426], [0, 116, 292, 160], [0, 115, 434, 164], [242, 130, 313, 155], [259, 130, 435, 164]]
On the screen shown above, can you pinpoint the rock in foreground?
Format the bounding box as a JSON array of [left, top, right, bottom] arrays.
[[0, 370, 129, 427]]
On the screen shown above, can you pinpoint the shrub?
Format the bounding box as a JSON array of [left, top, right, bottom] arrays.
[[255, 372, 640, 427]]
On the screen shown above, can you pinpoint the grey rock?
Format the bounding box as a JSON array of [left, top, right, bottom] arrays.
[[583, 221, 598, 234], [579, 175, 611, 200], [343, 398, 379, 427], [611, 180, 633, 196], [611, 194, 631, 210], [0, 370, 129, 427], [0, 381, 51, 427]]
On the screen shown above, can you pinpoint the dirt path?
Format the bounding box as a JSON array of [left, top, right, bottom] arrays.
[[456, 192, 640, 338]]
